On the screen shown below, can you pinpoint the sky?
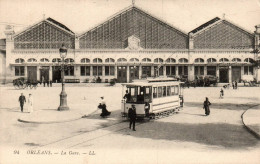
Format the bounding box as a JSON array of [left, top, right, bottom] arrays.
[[0, 0, 260, 39]]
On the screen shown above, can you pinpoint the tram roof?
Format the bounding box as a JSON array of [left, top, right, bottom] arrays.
[[122, 81, 183, 87]]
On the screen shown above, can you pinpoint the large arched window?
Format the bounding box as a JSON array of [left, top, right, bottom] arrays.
[[179, 58, 188, 63], [15, 58, 25, 63], [207, 58, 217, 63], [93, 58, 102, 63], [81, 58, 90, 63], [166, 58, 176, 63], [65, 58, 74, 63], [194, 58, 204, 63], [105, 58, 115, 63], [232, 58, 241, 62], [244, 58, 254, 63], [219, 58, 229, 62], [130, 58, 139, 62], [117, 58, 127, 62], [52, 58, 61, 63], [142, 58, 151, 62], [27, 58, 37, 62], [40, 58, 49, 62], [154, 58, 163, 63]]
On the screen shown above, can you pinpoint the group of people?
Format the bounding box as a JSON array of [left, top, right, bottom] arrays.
[[42, 76, 52, 87], [18, 93, 33, 113]]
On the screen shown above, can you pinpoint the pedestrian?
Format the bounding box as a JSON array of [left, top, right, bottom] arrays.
[[50, 80, 52, 87], [18, 93, 26, 112], [47, 80, 49, 87], [203, 97, 211, 116], [235, 81, 238, 89], [98, 96, 111, 118], [43, 80, 46, 87], [28, 94, 33, 113], [128, 104, 136, 131], [232, 81, 235, 89], [220, 88, 224, 98], [123, 90, 131, 102]]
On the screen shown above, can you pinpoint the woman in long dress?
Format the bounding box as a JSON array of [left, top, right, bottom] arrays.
[[99, 96, 111, 117], [28, 94, 33, 113]]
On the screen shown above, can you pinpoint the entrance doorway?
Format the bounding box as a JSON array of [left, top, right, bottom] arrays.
[[52, 66, 61, 83], [117, 66, 127, 83], [232, 66, 241, 82], [27, 66, 37, 82], [207, 66, 216, 76], [129, 66, 139, 82], [219, 66, 229, 83], [142, 66, 151, 78], [40, 66, 49, 82]]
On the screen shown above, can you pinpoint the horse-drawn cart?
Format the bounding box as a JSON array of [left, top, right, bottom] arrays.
[[13, 77, 41, 89]]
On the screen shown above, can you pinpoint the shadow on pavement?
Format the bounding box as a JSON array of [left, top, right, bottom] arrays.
[[116, 121, 259, 149], [184, 102, 258, 110]]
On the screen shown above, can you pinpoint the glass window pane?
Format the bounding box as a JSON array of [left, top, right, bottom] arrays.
[[162, 86, 166, 97], [166, 66, 170, 75], [80, 66, 85, 76], [249, 66, 253, 75], [86, 66, 90, 76], [110, 66, 115, 75], [105, 66, 109, 76], [171, 86, 175, 95], [15, 67, 19, 76], [200, 66, 204, 75], [98, 66, 102, 76], [153, 87, 157, 98], [93, 66, 97, 76], [158, 87, 162, 97], [167, 86, 171, 96]]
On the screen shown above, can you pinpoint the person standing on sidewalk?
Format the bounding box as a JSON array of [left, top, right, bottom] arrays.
[[203, 97, 211, 116], [220, 88, 224, 99], [128, 104, 136, 131], [18, 93, 26, 112], [28, 94, 33, 113]]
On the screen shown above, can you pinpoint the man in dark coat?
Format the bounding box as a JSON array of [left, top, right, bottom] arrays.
[[203, 97, 211, 116], [123, 90, 131, 102], [18, 93, 26, 112], [128, 104, 137, 131]]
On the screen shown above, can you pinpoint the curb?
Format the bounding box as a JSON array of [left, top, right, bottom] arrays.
[[17, 117, 83, 124], [241, 109, 260, 140]]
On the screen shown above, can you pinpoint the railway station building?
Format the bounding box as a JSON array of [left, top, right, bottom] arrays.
[[1, 5, 260, 84]]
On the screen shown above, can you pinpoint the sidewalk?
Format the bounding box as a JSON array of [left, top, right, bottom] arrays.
[[242, 105, 260, 139], [18, 109, 84, 124]]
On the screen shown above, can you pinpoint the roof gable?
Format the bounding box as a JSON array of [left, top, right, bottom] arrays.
[[78, 5, 188, 49], [13, 18, 75, 49], [191, 18, 254, 49]]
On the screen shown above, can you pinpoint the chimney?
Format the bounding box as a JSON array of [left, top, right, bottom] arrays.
[[4, 25, 15, 41]]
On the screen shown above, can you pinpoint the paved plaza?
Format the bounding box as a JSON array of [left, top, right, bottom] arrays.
[[0, 84, 260, 164]]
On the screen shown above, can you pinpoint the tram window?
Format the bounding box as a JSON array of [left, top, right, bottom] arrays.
[[162, 86, 166, 97], [171, 86, 175, 95], [167, 86, 171, 96], [175, 86, 179, 95], [153, 87, 157, 98], [145, 87, 150, 94], [158, 87, 162, 97], [130, 88, 135, 96]]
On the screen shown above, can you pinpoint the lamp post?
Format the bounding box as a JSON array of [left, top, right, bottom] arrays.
[[58, 44, 69, 111]]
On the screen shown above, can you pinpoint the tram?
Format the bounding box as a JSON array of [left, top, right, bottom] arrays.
[[121, 78, 184, 119]]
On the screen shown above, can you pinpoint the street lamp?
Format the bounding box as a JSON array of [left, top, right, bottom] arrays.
[[58, 43, 69, 111]]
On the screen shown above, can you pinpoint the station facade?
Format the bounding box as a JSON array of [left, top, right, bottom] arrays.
[[1, 5, 260, 84]]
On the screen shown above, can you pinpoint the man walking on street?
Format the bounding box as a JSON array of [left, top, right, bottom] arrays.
[[18, 93, 26, 112], [128, 104, 137, 131]]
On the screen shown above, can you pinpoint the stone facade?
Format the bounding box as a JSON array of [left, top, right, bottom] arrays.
[[2, 5, 260, 84]]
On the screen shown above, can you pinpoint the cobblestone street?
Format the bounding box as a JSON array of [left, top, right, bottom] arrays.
[[0, 85, 259, 163]]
